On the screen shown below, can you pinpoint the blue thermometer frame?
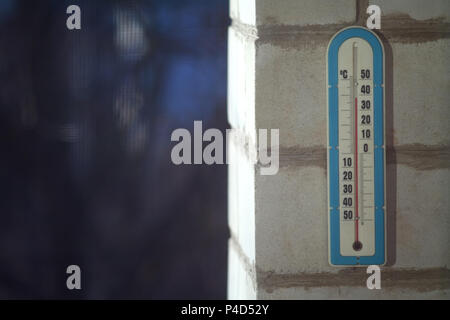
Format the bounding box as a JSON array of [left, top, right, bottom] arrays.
[[327, 27, 386, 266]]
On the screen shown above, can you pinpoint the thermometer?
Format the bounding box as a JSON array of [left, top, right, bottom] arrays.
[[327, 27, 386, 266]]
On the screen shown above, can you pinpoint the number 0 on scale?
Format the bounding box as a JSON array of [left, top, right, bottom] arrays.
[[327, 27, 386, 266]]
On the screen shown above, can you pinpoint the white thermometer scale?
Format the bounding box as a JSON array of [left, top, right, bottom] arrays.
[[327, 27, 386, 266]]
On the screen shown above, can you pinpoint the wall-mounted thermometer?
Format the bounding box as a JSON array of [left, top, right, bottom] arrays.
[[327, 27, 386, 266]]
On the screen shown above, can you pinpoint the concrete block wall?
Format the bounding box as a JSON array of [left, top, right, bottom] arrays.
[[228, 0, 450, 299]]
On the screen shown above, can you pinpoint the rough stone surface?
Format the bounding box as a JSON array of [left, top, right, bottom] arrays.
[[255, 42, 328, 149], [390, 39, 450, 146], [394, 166, 450, 268], [370, 0, 450, 22], [255, 166, 331, 274], [228, 0, 450, 300], [259, 286, 450, 300], [228, 134, 256, 264], [228, 240, 256, 299], [228, 26, 257, 142], [231, 0, 357, 27], [230, 0, 256, 26], [257, 0, 356, 27]]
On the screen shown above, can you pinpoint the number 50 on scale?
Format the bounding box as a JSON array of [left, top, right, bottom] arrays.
[[326, 27, 386, 266]]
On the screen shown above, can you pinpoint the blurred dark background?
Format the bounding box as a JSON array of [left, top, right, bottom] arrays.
[[0, 0, 229, 299]]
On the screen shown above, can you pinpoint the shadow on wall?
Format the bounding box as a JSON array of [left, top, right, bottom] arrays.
[[376, 31, 396, 266]]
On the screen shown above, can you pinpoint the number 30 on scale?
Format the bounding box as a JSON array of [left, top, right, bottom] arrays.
[[326, 27, 386, 266]]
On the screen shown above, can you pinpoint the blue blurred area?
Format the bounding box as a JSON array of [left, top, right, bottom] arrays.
[[164, 55, 226, 122], [0, 0, 229, 299], [0, 0, 15, 22]]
